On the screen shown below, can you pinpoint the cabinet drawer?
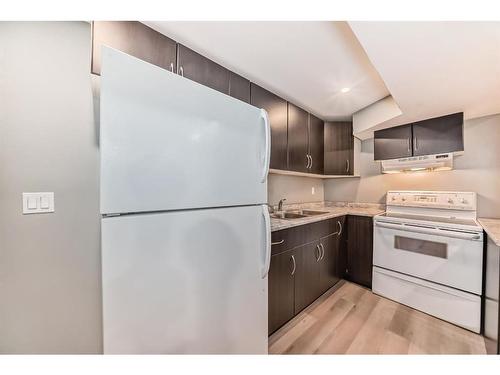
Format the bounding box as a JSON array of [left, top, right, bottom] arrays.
[[271, 217, 343, 255], [271, 225, 309, 255]]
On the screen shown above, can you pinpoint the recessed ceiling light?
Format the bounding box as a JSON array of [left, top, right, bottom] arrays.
[[341, 87, 351, 93]]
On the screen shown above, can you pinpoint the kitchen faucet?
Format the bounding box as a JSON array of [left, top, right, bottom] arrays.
[[278, 198, 287, 212]]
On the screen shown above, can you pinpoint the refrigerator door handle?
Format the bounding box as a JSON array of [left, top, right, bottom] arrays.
[[260, 109, 271, 183], [261, 204, 272, 278]]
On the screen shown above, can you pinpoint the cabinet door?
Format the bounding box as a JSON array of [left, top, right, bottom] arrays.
[[294, 241, 321, 314], [177, 44, 230, 95], [229, 71, 250, 103], [92, 21, 177, 75], [268, 249, 296, 335], [347, 216, 373, 288], [319, 232, 340, 293], [287, 103, 310, 173], [337, 216, 348, 279], [373, 124, 413, 161], [412, 112, 464, 156], [324, 121, 354, 175], [250, 84, 288, 170], [309, 114, 324, 174]]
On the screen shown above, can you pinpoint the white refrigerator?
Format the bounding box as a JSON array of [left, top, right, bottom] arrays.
[[100, 47, 271, 354]]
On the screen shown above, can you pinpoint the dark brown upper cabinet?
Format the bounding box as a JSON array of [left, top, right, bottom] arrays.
[[324, 121, 354, 175], [308, 114, 325, 174], [373, 124, 413, 161], [374, 112, 464, 161], [177, 44, 230, 95], [250, 84, 288, 170], [91, 21, 177, 75], [412, 112, 464, 156], [287, 103, 310, 173], [228, 71, 251, 104]]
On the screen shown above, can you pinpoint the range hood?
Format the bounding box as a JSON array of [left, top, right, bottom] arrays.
[[381, 153, 453, 174]]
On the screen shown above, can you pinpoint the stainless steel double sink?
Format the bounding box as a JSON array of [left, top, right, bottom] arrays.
[[270, 209, 329, 220]]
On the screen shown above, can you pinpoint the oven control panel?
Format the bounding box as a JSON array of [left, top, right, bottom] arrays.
[[386, 191, 476, 211]]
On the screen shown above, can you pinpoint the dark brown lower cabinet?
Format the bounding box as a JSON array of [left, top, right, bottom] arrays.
[[268, 249, 296, 334], [268, 217, 346, 334], [338, 216, 348, 279], [319, 233, 340, 293], [346, 216, 373, 288], [294, 241, 321, 313]]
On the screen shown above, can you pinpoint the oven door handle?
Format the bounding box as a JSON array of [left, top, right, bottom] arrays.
[[375, 221, 482, 241]]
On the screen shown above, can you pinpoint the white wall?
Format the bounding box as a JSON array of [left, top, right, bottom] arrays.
[[324, 114, 500, 218], [0, 22, 102, 353], [268, 174, 324, 205]]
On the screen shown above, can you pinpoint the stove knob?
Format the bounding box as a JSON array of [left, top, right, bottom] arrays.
[[461, 198, 468, 204], [448, 198, 454, 204], [401, 197, 406, 202], [391, 196, 396, 201]]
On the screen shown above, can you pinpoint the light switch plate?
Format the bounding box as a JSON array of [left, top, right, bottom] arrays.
[[22, 192, 55, 214]]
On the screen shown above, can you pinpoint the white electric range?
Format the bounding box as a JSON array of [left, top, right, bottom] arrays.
[[372, 191, 484, 333]]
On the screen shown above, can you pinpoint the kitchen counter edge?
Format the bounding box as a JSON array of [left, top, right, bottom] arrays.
[[478, 218, 500, 247], [271, 208, 384, 232]]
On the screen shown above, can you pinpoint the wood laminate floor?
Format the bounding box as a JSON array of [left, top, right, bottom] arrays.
[[269, 281, 487, 354]]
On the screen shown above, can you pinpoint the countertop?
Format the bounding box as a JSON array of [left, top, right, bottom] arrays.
[[270, 202, 385, 232], [270, 204, 500, 246], [478, 218, 500, 246]]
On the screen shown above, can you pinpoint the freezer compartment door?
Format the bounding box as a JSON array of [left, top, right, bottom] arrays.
[[372, 266, 481, 333], [100, 47, 269, 215], [101, 205, 269, 354]]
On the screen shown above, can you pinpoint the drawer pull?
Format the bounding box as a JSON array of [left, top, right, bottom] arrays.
[[272, 239, 285, 246]]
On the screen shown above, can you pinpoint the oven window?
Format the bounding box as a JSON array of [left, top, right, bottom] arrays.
[[394, 235, 448, 259]]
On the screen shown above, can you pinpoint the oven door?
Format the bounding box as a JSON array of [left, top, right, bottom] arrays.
[[373, 220, 483, 294]]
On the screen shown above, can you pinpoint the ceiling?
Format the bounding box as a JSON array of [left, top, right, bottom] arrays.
[[144, 21, 390, 120], [349, 21, 500, 127]]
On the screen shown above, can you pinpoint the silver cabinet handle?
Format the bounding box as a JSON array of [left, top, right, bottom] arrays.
[[315, 244, 321, 262], [271, 239, 284, 246], [169, 62, 174, 73], [320, 243, 325, 260], [290, 255, 296, 276], [414, 136, 418, 151], [407, 137, 411, 153], [306, 154, 312, 169], [179, 66, 184, 77], [310, 155, 313, 170], [337, 220, 343, 236], [346, 159, 350, 173]]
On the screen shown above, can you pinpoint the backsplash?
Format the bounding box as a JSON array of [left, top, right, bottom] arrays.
[[268, 174, 324, 205], [271, 200, 385, 212]]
